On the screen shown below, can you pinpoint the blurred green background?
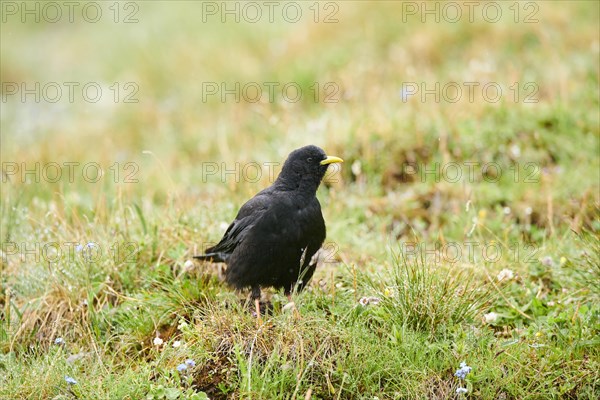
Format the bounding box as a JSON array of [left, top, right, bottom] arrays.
[[2, 0, 598, 258]]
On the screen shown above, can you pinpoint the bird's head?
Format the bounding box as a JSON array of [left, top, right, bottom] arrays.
[[277, 145, 343, 192]]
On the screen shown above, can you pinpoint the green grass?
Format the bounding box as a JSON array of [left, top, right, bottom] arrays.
[[1, 1, 599, 399]]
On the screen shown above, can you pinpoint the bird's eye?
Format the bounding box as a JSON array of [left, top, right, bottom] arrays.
[[307, 157, 313, 162]]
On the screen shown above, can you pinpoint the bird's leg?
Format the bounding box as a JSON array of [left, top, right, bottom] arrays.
[[255, 298, 261, 324], [251, 286, 262, 325]]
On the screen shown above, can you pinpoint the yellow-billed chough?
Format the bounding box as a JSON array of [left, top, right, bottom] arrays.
[[194, 145, 343, 317]]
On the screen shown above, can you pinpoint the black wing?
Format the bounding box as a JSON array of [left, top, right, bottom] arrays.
[[194, 189, 272, 262]]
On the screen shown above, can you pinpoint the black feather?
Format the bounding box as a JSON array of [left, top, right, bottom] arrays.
[[194, 145, 342, 298]]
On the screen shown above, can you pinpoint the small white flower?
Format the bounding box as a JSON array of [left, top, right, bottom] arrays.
[[153, 337, 163, 346], [367, 296, 381, 305], [503, 206, 511, 215], [359, 296, 381, 306], [456, 387, 468, 394], [484, 312, 499, 324], [509, 144, 521, 158], [351, 160, 362, 176], [177, 319, 189, 330], [183, 260, 195, 271], [497, 269, 514, 282], [172, 340, 181, 348]]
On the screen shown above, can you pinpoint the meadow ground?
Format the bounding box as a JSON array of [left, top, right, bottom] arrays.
[[1, 1, 599, 399]]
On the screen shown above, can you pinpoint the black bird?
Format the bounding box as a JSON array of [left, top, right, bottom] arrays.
[[194, 145, 343, 317]]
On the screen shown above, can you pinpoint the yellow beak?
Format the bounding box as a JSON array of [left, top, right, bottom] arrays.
[[320, 156, 344, 165]]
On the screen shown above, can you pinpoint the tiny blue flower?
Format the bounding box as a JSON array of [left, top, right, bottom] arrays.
[[54, 337, 65, 345], [176, 363, 187, 372], [454, 362, 472, 380], [75, 244, 83, 252], [541, 256, 554, 266], [65, 376, 77, 385], [185, 359, 196, 367], [456, 387, 468, 394], [86, 242, 95, 249]]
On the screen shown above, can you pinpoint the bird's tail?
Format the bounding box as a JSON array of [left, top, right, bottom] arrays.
[[193, 253, 226, 263]]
